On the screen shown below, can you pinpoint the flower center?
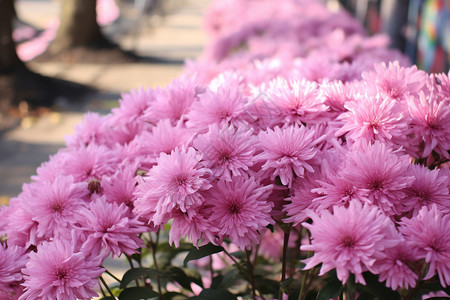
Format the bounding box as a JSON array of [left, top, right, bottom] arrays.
[[342, 236, 355, 248], [228, 201, 241, 215], [51, 201, 63, 213]]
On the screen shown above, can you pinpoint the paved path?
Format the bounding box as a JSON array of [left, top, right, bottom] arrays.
[[0, 0, 209, 201]]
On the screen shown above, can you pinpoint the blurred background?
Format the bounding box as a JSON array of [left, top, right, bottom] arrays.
[[0, 0, 448, 202]]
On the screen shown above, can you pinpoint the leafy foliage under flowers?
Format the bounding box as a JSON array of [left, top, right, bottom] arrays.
[[0, 0, 449, 299]]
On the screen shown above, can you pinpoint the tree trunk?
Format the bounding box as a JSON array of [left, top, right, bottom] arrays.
[[0, 0, 23, 74], [48, 0, 107, 54]]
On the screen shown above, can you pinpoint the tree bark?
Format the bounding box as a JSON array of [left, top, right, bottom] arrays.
[[48, 0, 108, 54], [0, 0, 23, 74]]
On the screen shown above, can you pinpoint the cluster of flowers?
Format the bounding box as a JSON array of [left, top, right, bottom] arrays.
[[1, 0, 449, 299]]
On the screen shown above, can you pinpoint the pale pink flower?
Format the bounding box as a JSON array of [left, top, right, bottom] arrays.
[[336, 93, 409, 147], [61, 144, 120, 182], [186, 84, 248, 133], [134, 147, 212, 225], [400, 205, 450, 287], [340, 142, 414, 216], [264, 77, 326, 126], [77, 195, 145, 257], [169, 208, 217, 247], [102, 162, 140, 208], [403, 165, 449, 214], [362, 61, 426, 101], [20, 239, 104, 300], [144, 78, 200, 124], [65, 112, 114, 148], [257, 125, 317, 188], [301, 201, 397, 284], [126, 119, 192, 166], [193, 123, 257, 180], [320, 80, 354, 113], [0, 245, 27, 299], [283, 171, 323, 225], [372, 240, 419, 290], [407, 90, 450, 159], [25, 176, 89, 240], [205, 176, 273, 250], [112, 86, 155, 124]]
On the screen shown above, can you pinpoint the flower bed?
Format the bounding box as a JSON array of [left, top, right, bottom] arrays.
[[1, 0, 449, 299]]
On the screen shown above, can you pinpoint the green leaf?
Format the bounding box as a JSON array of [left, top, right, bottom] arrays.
[[119, 287, 158, 300], [316, 280, 343, 300], [166, 266, 194, 291], [230, 251, 245, 260], [190, 289, 237, 300], [162, 292, 189, 300], [356, 272, 400, 300], [183, 268, 204, 288], [183, 244, 224, 266], [120, 268, 159, 289], [280, 277, 298, 295], [99, 297, 116, 300]]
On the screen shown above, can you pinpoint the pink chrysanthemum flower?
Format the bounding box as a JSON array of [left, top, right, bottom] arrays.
[[205, 176, 274, 250], [335, 93, 409, 147], [403, 164, 449, 214], [25, 176, 89, 240], [320, 80, 354, 113], [126, 119, 192, 166], [193, 123, 257, 180], [20, 239, 104, 300], [264, 77, 327, 126], [407, 90, 450, 159], [134, 147, 212, 225], [301, 201, 397, 284], [400, 205, 450, 287], [340, 142, 413, 216], [61, 144, 120, 182], [0, 244, 27, 299], [372, 239, 419, 290], [362, 61, 426, 101], [283, 171, 322, 225], [144, 78, 199, 124], [65, 112, 114, 148], [77, 195, 145, 257], [169, 208, 217, 247], [186, 84, 248, 133], [112, 86, 155, 123], [257, 124, 317, 188], [102, 162, 140, 208]]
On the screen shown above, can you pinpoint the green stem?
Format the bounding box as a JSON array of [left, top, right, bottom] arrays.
[[102, 267, 121, 283], [246, 250, 257, 300], [298, 269, 309, 300], [222, 248, 265, 300], [279, 223, 292, 300], [150, 230, 163, 300], [126, 255, 140, 288], [99, 276, 117, 299]]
